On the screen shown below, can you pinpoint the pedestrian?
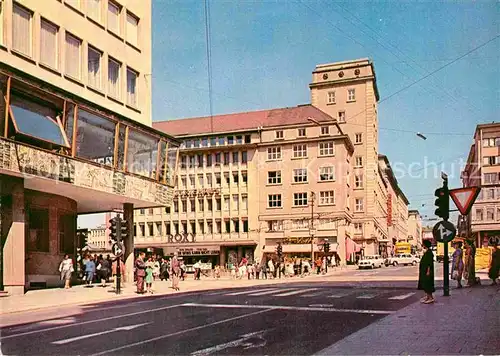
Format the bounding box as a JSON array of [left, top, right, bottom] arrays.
[[230, 264, 236, 279], [171, 253, 181, 291], [84, 256, 96, 287], [488, 242, 499, 286], [255, 263, 261, 280], [152, 257, 160, 281], [98, 255, 110, 287], [194, 260, 201, 280], [418, 240, 435, 304], [59, 254, 74, 289], [135, 252, 147, 294], [145, 257, 154, 294], [451, 241, 464, 288], [267, 259, 274, 279], [160, 258, 169, 281], [315, 258, 322, 274], [214, 265, 221, 279]]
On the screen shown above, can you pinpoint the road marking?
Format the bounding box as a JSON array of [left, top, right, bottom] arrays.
[[181, 303, 394, 315], [205, 291, 228, 296], [300, 291, 326, 298], [89, 309, 272, 356], [274, 288, 319, 297], [0, 304, 182, 340], [388, 293, 415, 300], [327, 292, 351, 298], [52, 322, 151, 345], [309, 304, 335, 308], [191, 329, 268, 355], [356, 293, 377, 299], [247, 288, 292, 296], [225, 288, 274, 296]]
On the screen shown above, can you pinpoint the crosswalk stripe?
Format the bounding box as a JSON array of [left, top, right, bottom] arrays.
[[274, 288, 319, 297], [356, 293, 377, 299], [248, 288, 293, 296], [327, 292, 351, 298], [388, 293, 415, 300], [225, 288, 274, 296]]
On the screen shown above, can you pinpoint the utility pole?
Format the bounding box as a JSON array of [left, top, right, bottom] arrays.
[[310, 192, 315, 261]]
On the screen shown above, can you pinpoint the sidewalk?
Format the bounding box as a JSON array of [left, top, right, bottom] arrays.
[[316, 284, 500, 355], [0, 266, 357, 316]]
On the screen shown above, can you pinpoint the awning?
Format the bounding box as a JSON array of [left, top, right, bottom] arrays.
[[345, 237, 362, 258]]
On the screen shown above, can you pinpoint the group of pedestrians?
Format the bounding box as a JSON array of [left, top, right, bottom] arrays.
[[134, 252, 182, 294]]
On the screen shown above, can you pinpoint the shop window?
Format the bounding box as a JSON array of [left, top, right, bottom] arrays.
[[127, 128, 159, 179], [59, 214, 76, 254], [28, 208, 49, 252]]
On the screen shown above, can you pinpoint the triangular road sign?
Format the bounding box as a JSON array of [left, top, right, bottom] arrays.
[[449, 187, 481, 215]]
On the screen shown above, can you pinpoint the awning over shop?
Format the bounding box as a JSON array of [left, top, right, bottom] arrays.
[[345, 237, 362, 256]]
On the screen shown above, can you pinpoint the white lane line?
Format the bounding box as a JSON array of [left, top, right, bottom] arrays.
[[356, 293, 378, 299], [89, 309, 272, 356], [205, 291, 228, 296], [388, 293, 415, 300], [225, 288, 274, 296], [247, 288, 291, 296], [181, 303, 394, 315], [327, 292, 351, 298], [52, 322, 151, 345], [274, 288, 319, 297], [300, 291, 326, 298], [0, 304, 182, 340]]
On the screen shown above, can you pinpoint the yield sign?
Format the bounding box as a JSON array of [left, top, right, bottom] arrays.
[[449, 187, 481, 215]]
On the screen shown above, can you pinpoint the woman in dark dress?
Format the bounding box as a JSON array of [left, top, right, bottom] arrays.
[[488, 243, 499, 285], [418, 240, 435, 304]]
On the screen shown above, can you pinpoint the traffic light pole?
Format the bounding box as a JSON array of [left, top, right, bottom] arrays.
[[116, 217, 122, 295]]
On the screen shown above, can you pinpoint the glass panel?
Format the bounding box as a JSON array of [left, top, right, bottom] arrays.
[[75, 109, 116, 166], [127, 128, 159, 179], [10, 94, 68, 146], [158, 140, 167, 183], [167, 142, 179, 186], [116, 125, 126, 169], [65, 102, 76, 148]]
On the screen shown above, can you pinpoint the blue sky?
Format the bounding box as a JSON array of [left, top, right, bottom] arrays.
[[79, 0, 499, 228]]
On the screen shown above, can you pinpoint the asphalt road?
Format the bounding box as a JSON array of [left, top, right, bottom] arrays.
[[1, 277, 422, 356]]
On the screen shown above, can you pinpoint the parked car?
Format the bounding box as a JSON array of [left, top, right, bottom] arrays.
[[358, 255, 384, 269], [386, 254, 419, 266]]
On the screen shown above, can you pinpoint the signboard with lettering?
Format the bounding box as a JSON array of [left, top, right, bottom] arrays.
[[176, 247, 220, 256], [283, 237, 313, 245], [167, 233, 196, 243]]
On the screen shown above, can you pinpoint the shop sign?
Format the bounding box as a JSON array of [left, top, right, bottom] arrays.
[[167, 233, 196, 243], [177, 247, 220, 256], [283, 236, 313, 245]]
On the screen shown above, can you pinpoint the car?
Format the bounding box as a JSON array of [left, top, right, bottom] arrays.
[[358, 255, 384, 269], [387, 254, 419, 266]]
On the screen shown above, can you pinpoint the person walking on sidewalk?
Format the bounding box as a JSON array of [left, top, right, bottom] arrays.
[[135, 252, 147, 294], [418, 240, 435, 304], [488, 242, 500, 285], [170, 253, 181, 291], [97, 256, 110, 288], [59, 254, 74, 289], [451, 242, 464, 288], [84, 256, 96, 287], [145, 256, 154, 294]]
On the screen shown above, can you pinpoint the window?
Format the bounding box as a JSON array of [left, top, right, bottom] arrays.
[[156, 222, 162, 235], [268, 194, 282, 208], [268, 220, 283, 231], [174, 200, 179, 213], [319, 142, 335, 156], [482, 138, 497, 147], [224, 196, 230, 211], [232, 151, 239, 164], [198, 174, 204, 187], [328, 91, 336, 104], [243, 220, 249, 233], [198, 221, 205, 234], [108, 58, 121, 99], [348, 88, 356, 101], [267, 147, 282, 160], [321, 126, 329, 135], [293, 168, 308, 183], [188, 155, 195, 168], [225, 220, 231, 233], [40, 19, 58, 69], [241, 151, 248, 164], [338, 111, 346, 123], [140, 224, 145, 236], [207, 198, 213, 211], [108, 1, 121, 35], [87, 0, 101, 21], [126, 11, 139, 47], [13, 3, 33, 56], [207, 174, 213, 187], [293, 192, 308, 206], [355, 174, 364, 188], [215, 173, 221, 186], [197, 154, 203, 167], [475, 208, 483, 221], [180, 176, 187, 188], [268, 171, 281, 184], [206, 154, 213, 166], [65, 33, 82, 79], [236, 135, 243, 144], [215, 221, 221, 234], [484, 173, 500, 184], [189, 175, 195, 187], [355, 133, 363, 144], [216, 198, 221, 211], [190, 199, 196, 212], [298, 128, 306, 137], [319, 191, 335, 205], [28, 208, 49, 252], [127, 68, 138, 107], [232, 195, 239, 211], [165, 206, 171, 214], [293, 219, 309, 230], [275, 130, 284, 139], [227, 136, 234, 145], [88, 46, 102, 89], [355, 156, 363, 167], [148, 208, 154, 215], [245, 135, 251, 143], [293, 144, 307, 158], [242, 195, 248, 210], [355, 198, 364, 212], [242, 172, 248, 184], [215, 152, 221, 165], [233, 173, 239, 184], [354, 223, 363, 234], [139, 209, 145, 214], [319, 166, 335, 181], [181, 200, 187, 213], [487, 208, 494, 221]]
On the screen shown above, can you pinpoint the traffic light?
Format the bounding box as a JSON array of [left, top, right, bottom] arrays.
[[120, 218, 128, 241], [109, 216, 121, 243], [324, 242, 330, 253], [276, 243, 283, 256], [434, 178, 449, 221]]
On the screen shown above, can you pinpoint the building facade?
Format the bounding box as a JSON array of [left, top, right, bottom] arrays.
[[134, 59, 410, 265], [407, 210, 422, 251], [460, 123, 500, 248], [0, 0, 177, 294]]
